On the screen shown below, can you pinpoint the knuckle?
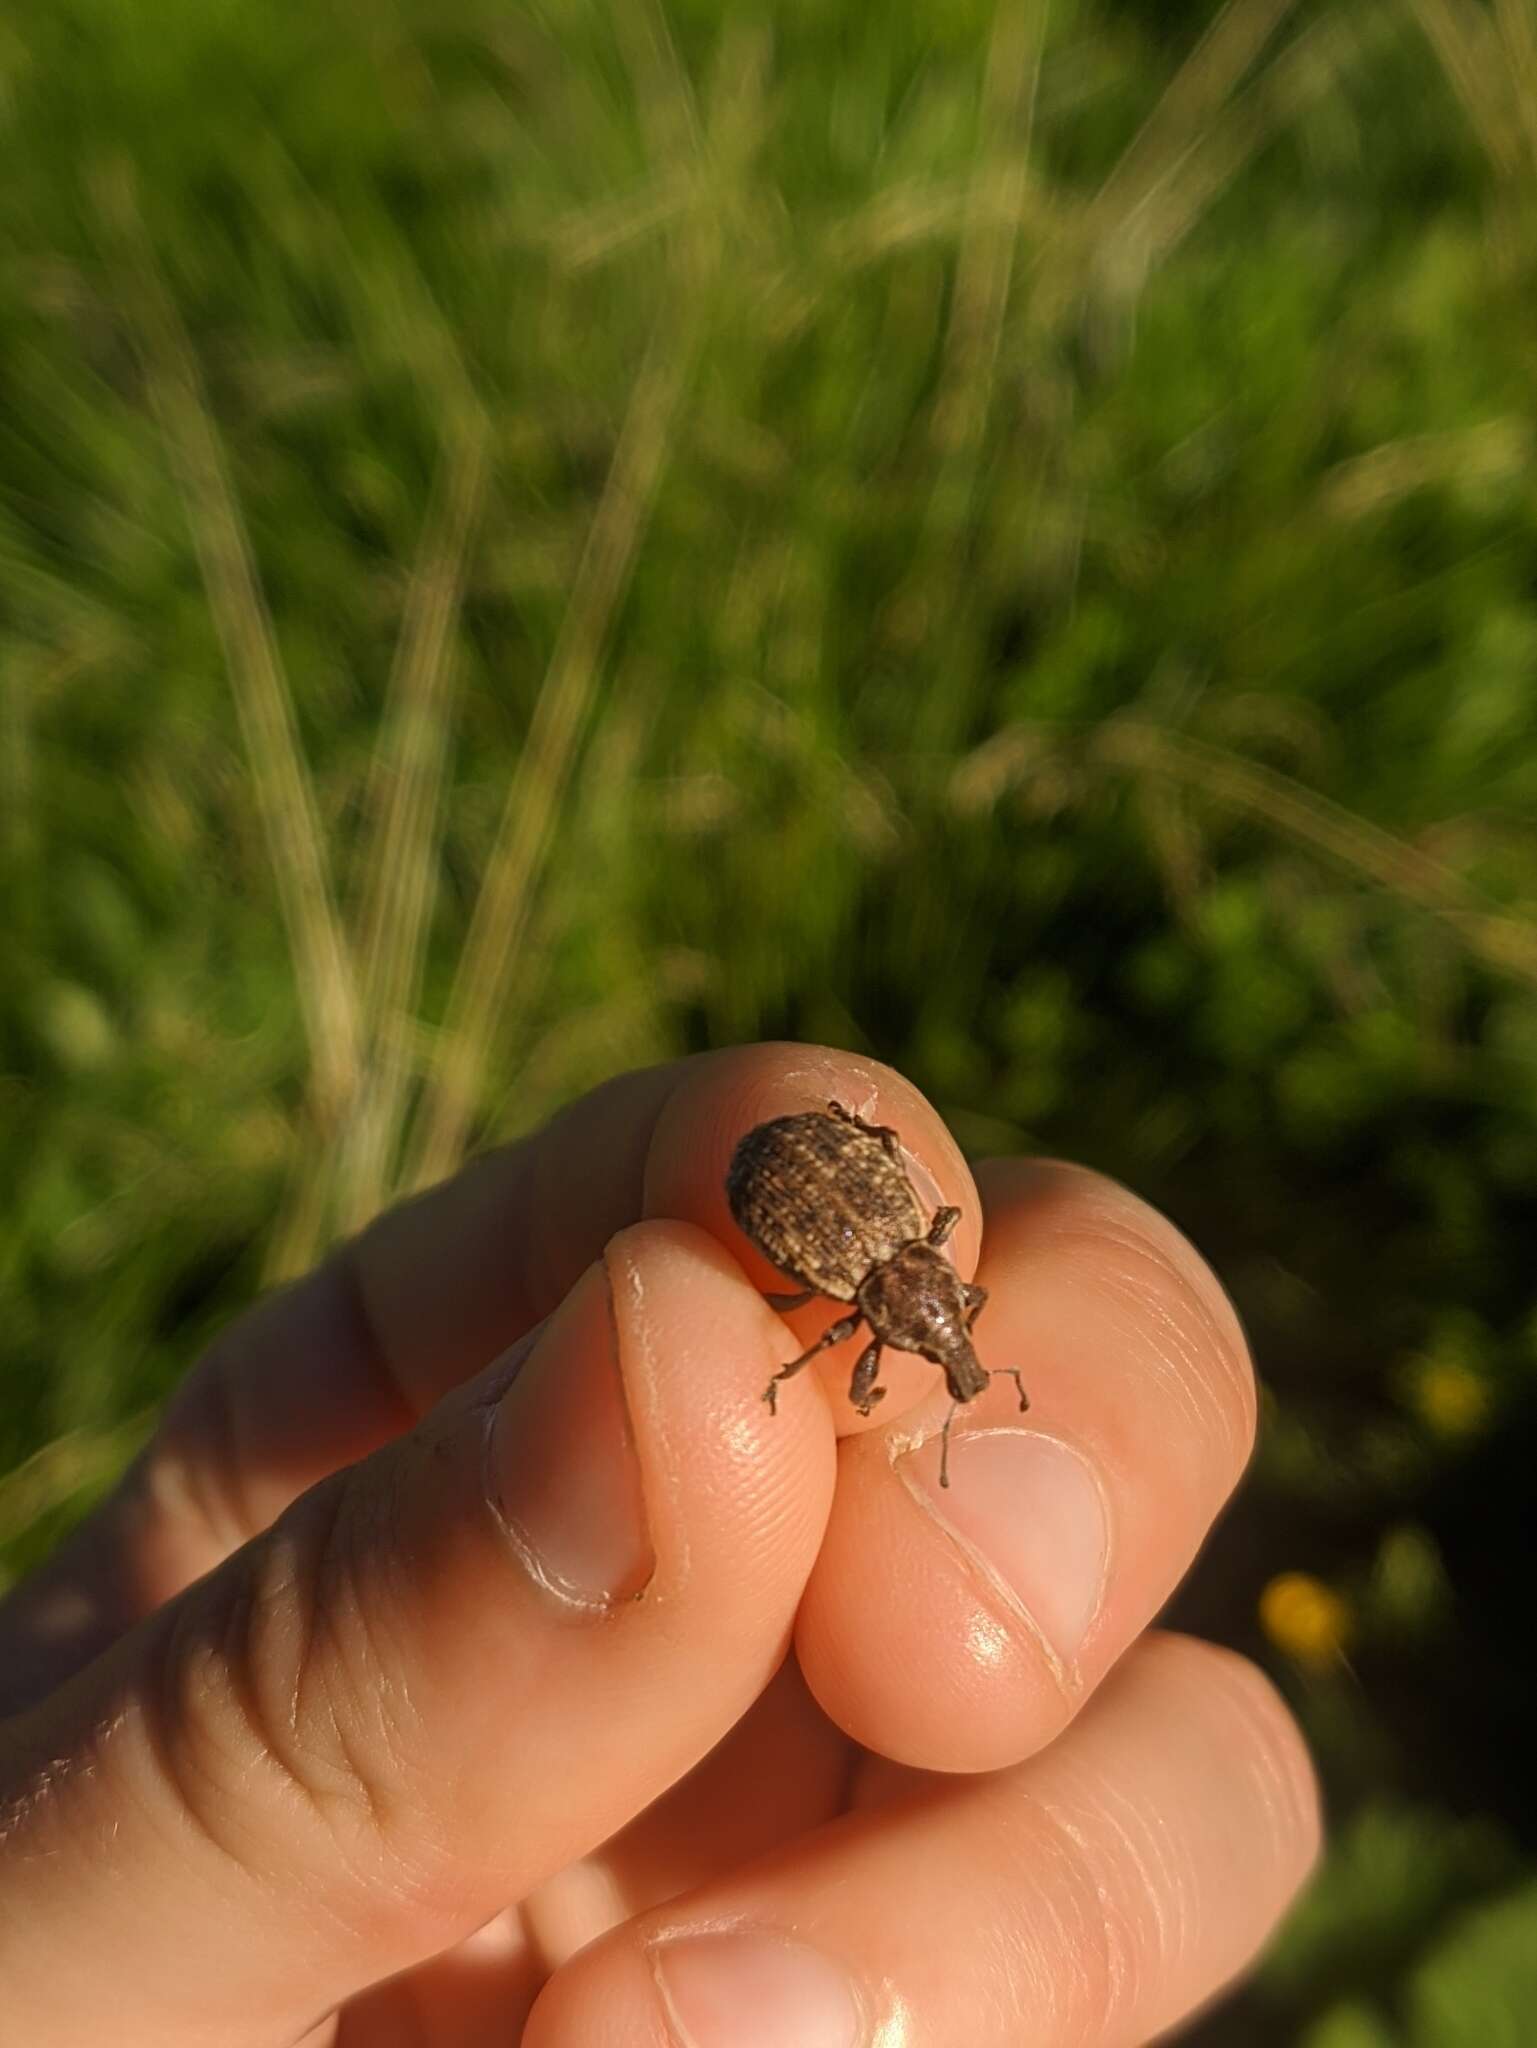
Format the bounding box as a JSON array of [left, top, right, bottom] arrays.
[[139, 1346, 254, 1564], [143, 1462, 453, 1932]]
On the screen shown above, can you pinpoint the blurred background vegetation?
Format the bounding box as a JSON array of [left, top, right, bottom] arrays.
[[3, 0, 1535, 2035]]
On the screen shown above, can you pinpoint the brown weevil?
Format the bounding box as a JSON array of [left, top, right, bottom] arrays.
[[726, 1100, 1028, 1486]]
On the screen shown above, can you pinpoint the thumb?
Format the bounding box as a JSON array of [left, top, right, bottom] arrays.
[[0, 1222, 833, 2048]]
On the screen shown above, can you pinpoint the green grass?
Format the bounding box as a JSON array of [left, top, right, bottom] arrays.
[[5, 0, 1537, 2035]]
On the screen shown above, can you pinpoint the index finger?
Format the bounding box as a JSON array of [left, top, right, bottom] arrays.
[[363, 1039, 980, 1422]]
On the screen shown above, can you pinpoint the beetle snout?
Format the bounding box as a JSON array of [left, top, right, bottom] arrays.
[[941, 1339, 989, 1405]]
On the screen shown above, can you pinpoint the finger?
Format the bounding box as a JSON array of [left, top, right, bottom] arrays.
[[0, 1058, 681, 1711], [338, 1657, 855, 2044], [366, 1041, 976, 1430], [0, 1221, 832, 2048], [794, 1159, 1257, 1770], [639, 1041, 982, 1434], [523, 1633, 1321, 2048], [0, 1045, 973, 1707]]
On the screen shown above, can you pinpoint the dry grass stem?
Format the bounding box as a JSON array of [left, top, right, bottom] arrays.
[[409, 322, 695, 1188], [0, 1411, 154, 1554], [408, 16, 718, 1188], [542, 174, 693, 270], [1124, 16, 1357, 279], [332, 430, 490, 1232], [264, 1133, 336, 1285], [931, 1, 1046, 460], [97, 165, 363, 1130], [1408, 0, 1525, 177], [1090, 0, 1301, 236], [1321, 418, 1531, 520], [1095, 720, 1537, 985]]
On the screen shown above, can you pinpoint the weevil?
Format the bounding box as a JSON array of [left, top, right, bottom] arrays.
[[726, 1100, 1028, 1486]]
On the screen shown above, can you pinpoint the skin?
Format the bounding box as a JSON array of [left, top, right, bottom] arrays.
[[0, 1043, 1320, 2047]]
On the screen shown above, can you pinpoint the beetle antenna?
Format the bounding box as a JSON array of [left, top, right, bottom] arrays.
[[989, 1368, 1029, 1413], [939, 1400, 958, 1487]]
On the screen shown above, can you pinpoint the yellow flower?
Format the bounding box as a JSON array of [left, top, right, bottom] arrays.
[[1259, 1571, 1352, 1668], [1413, 1361, 1489, 1438]]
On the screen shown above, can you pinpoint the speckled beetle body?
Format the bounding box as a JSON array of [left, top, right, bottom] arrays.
[[726, 1100, 1028, 1486]]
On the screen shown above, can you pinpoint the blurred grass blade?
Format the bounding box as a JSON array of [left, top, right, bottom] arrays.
[[1118, 14, 1360, 280], [1495, 0, 1537, 170], [1320, 418, 1531, 520], [1409, 0, 1524, 177], [931, 1, 1045, 463], [541, 173, 693, 271], [264, 1130, 335, 1285], [1091, 720, 1537, 987], [0, 1411, 154, 1559], [1090, 0, 1301, 236], [408, 0, 717, 1187], [333, 430, 489, 1231], [407, 304, 698, 1193], [618, 0, 704, 171], [915, 2, 1047, 757], [95, 162, 363, 1129]]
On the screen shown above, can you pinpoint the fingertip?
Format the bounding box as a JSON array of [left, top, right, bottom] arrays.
[[788, 1157, 1265, 1777], [521, 1938, 655, 2048], [1038, 1630, 1326, 2003], [1138, 1632, 1324, 1893], [644, 1044, 981, 1280], [794, 1418, 1067, 1773], [643, 1045, 982, 1440]]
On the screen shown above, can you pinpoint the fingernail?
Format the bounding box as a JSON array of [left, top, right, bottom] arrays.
[[487, 1261, 654, 1610], [651, 1931, 864, 2048], [903, 1430, 1109, 1671]]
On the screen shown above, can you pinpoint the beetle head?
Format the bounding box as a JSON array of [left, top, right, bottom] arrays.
[[856, 1243, 989, 1402]]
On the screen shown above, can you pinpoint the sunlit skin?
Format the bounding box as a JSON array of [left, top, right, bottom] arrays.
[[0, 1044, 1319, 2047]]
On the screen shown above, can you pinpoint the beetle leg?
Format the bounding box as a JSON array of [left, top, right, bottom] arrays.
[[928, 1205, 962, 1248], [848, 1340, 886, 1416], [764, 1287, 817, 1312], [762, 1311, 863, 1413], [989, 1367, 1030, 1413], [963, 1280, 988, 1327], [827, 1098, 904, 1164]]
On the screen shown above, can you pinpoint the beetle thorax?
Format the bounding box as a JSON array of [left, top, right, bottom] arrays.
[[856, 1243, 987, 1400]]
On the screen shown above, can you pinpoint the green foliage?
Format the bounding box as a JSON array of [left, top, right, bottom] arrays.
[[3, 0, 1537, 2034], [1265, 1802, 1517, 2004], [1408, 1882, 1537, 2046]]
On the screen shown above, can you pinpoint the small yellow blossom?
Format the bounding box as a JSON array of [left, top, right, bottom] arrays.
[[1259, 1571, 1352, 1668], [1412, 1361, 1489, 1438]]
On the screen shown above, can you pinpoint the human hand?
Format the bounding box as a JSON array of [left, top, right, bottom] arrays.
[[0, 1044, 1318, 2046]]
